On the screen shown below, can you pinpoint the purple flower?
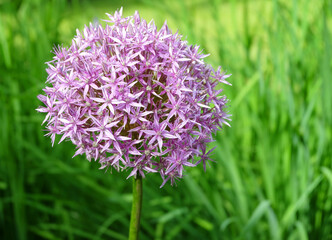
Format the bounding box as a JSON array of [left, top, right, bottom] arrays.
[[37, 8, 231, 187]]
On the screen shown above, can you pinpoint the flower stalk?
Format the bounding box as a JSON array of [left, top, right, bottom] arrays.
[[129, 174, 143, 240]]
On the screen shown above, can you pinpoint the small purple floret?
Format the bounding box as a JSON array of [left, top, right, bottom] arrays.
[[37, 8, 231, 187]]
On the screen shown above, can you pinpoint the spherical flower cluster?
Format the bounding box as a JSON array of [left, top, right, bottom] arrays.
[[37, 8, 231, 187]]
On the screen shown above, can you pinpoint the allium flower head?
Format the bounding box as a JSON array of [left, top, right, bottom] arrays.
[[37, 8, 231, 187]]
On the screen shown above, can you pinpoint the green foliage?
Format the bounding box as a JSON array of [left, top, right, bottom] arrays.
[[0, 0, 331, 239]]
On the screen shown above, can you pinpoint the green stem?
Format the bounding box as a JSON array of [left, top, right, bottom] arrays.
[[129, 174, 143, 240]]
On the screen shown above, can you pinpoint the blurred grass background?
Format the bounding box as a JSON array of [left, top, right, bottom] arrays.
[[0, 0, 332, 239]]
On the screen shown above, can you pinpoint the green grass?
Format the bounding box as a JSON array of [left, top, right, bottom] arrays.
[[1, 0, 331, 239]]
